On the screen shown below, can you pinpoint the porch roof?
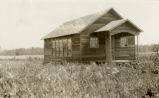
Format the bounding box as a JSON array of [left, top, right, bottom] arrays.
[[95, 19, 143, 34]]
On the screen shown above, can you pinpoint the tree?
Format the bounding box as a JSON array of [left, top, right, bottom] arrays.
[[152, 44, 159, 54]]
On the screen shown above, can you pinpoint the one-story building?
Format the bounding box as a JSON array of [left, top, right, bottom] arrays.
[[42, 8, 142, 63]]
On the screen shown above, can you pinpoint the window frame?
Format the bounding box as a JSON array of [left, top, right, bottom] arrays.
[[59, 39, 64, 57], [120, 36, 134, 47], [51, 37, 72, 57], [52, 40, 56, 56], [67, 38, 72, 57], [90, 37, 99, 48], [55, 40, 60, 56], [63, 39, 68, 57]]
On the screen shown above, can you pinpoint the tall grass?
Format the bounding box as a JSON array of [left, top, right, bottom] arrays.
[[0, 57, 159, 98]]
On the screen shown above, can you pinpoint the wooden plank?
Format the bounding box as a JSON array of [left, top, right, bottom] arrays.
[[109, 32, 112, 63], [112, 60, 133, 63], [72, 45, 80, 51], [81, 56, 105, 62], [111, 33, 136, 61], [105, 32, 112, 63], [115, 57, 135, 60], [72, 34, 81, 60], [44, 36, 77, 63]]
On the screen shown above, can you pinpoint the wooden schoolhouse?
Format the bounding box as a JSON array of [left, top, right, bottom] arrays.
[[42, 8, 142, 63]]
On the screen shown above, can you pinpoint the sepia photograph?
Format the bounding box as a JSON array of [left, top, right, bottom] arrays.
[[0, 0, 159, 97]]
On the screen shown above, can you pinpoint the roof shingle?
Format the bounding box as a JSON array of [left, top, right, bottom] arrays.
[[42, 8, 142, 40], [95, 19, 143, 32], [42, 9, 112, 39]]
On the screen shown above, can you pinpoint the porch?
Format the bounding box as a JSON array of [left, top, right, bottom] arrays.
[[94, 19, 141, 64], [90, 31, 138, 64]]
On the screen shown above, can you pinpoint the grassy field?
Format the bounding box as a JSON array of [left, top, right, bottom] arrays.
[[0, 54, 159, 98]]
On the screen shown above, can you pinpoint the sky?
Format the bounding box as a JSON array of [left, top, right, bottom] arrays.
[[0, 0, 159, 49]]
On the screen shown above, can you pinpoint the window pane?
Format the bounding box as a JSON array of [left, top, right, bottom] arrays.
[[63, 39, 68, 57], [56, 40, 59, 56], [95, 38, 99, 48], [68, 38, 72, 57], [90, 37, 99, 48], [128, 36, 134, 46], [59, 40, 63, 56], [120, 36, 134, 47], [120, 37, 127, 47], [52, 41, 55, 56]]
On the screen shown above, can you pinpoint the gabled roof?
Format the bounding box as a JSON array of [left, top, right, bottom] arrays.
[[42, 8, 123, 39], [95, 19, 143, 33]]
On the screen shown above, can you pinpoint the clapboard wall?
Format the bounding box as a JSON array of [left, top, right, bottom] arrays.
[[43, 9, 140, 63], [44, 34, 81, 63], [110, 21, 139, 60], [113, 34, 135, 60], [80, 10, 121, 62]]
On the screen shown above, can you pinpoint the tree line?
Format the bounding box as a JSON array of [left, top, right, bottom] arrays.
[[0, 47, 43, 56], [138, 44, 159, 53], [0, 44, 159, 56]]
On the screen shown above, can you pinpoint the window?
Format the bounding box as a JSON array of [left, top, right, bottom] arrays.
[[56, 40, 60, 56], [90, 37, 99, 48], [67, 38, 72, 57], [120, 36, 134, 47], [128, 36, 135, 47], [51, 38, 72, 57], [52, 40, 56, 56], [120, 37, 128, 47], [63, 39, 68, 57], [59, 40, 63, 56]]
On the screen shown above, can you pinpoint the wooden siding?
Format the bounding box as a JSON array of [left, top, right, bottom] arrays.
[[111, 21, 139, 35], [44, 39, 52, 62], [113, 34, 135, 60], [80, 11, 120, 62], [44, 35, 81, 63], [110, 22, 137, 60], [44, 39, 52, 56], [44, 11, 138, 63], [111, 36, 115, 60], [80, 32, 107, 62], [105, 32, 112, 63], [72, 34, 81, 59]]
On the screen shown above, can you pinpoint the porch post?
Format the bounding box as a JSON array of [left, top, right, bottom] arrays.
[[105, 32, 112, 64], [137, 35, 139, 60], [109, 33, 112, 64]]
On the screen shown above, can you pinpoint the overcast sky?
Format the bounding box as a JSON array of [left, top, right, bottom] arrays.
[[0, 0, 159, 49]]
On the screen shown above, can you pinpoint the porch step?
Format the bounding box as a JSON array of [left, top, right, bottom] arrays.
[[112, 60, 133, 63], [112, 60, 139, 67]]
